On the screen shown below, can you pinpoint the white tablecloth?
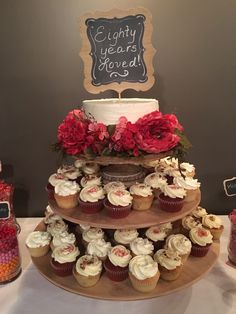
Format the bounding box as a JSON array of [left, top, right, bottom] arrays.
[[1, 216, 236, 314]]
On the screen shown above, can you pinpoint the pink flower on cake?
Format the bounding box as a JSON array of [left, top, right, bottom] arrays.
[[134, 111, 183, 154]]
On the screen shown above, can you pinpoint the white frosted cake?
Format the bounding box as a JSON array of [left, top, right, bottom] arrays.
[[82, 98, 159, 125]]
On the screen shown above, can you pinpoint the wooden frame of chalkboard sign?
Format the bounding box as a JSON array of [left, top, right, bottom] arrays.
[[80, 7, 156, 94], [223, 177, 236, 197], [0, 201, 10, 219]]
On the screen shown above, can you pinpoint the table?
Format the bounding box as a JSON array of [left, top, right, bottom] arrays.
[[1, 216, 236, 314]]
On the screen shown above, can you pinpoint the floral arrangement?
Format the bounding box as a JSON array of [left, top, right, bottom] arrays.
[[54, 109, 191, 159]]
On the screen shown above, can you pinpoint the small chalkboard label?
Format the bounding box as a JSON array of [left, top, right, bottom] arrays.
[[80, 8, 155, 94], [0, 201, 10, 219], [223, 177, 236, 197]]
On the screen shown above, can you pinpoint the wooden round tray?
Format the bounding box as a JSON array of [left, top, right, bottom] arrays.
[[32, 220, 219, 301], [49, 189, 201, 229]]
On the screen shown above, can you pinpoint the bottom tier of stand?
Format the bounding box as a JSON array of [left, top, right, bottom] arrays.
[[31, 221, 220, 301]]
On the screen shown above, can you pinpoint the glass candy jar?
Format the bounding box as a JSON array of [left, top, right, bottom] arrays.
[[228, 209, 236, 265], [0, 223, 21, 284]]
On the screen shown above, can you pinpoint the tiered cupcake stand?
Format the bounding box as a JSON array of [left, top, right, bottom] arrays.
[[31, 188, 220, 300]]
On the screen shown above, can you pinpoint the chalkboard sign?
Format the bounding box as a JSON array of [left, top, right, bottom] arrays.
[[223, 177, 236, 197], [80, 8, 155, 94], [0, 201, 10, 219]]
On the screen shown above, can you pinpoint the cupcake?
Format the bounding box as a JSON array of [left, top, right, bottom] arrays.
[[46, 173, 67, 199], [154, 249, 182, 281], [181, 215, 202, 236], [86, 239, 111, 261], [202, 214, 224, 240], [57, 164, 82, 182], [130, 237, 154, 257], [104, 189, 133, 218], [180, 162, 195, 178], [26, 231, 51, 257], [44, 212, 63, 225], [104, 245, 132, 281], [50, 231, 76, 251], [155, 157, 179, 173], [80, 175, 102, 188], [145, 223, 172, 251], [165, 234, 192, 263], [79, 185, 105, 214], [189, 227, 213, 257], [74, 159, 86, 169], [129, 183, 154, 211], [75, 223, 90, 235], [82, 163, 100, 176], [144, 172, 167, 197], [47, 219, 68, 237], [114, 229, 139, 248], [73, 255, 102, 287], [51, 243, 80, 276], [158, 183, 186, 212], [129, 255, 160, 292], [54, 180, 80, 209], [192, 206, 208, 220], [82, 227, 104, 247], [103, 181, 126, 194], [173, 176, 200, 202]]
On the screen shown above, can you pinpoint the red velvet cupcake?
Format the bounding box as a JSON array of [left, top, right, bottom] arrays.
[[79, 185, 105, 214], [158, 184, 186, 212], [104, 189, 133, 219], [104, 245, 132, 281], [50, 243, 80, 276], [46, 173, 67, 200], [189, 227, 213, 257]]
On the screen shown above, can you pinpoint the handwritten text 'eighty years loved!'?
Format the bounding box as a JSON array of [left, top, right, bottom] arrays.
[[86, 15, 147, 85]]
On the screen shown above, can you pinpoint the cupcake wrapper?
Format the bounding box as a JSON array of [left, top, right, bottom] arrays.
[[54, 193, 78, 209], [79, 199, 104, 214], [104, 259, 128, 281], [158, 194, 184, 212], [73, 267, 101, 287], [191, 243, 211, 257], [45, 184, 55, 200], [50, 258, 75, 276], [159, 264, 182, 281], [129, 271, 160, 292], [132, 194, 154, 211], [103, 199, 131, 219], [27, 244, 50, 258]]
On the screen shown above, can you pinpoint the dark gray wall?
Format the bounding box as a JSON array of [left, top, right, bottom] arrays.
[[0, 0, 236, 216]]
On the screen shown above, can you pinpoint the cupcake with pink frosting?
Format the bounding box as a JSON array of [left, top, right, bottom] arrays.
[[54, 180, 80, 209], [158, 183, 186, 212], [189, 226, 213, 257], [104, 189, 133, 218], [79, 185, 105, 214], [130, 183, 154, 211]]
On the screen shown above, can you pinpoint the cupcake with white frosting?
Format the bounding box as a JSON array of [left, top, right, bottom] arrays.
[[189, 226, 213, 257], [180, 162, 195, 178], [50, 231, 76, 251], [158, 183, 186, 212], [82, 227, 104, 247], [181, 215, 202, 236], [26, 231, 51, 257], [46, 173, 68, 199], [104, 189, 133, 218], [129, 255, 160, 292], [144, 172, 167, 197], [82, 163, 100, 175], [79, 185, 105, 214], [114, 229, 139, 248], [154, 249, 183, 281], [51, 243, 80, 276], [165, 234, 192, 263], [173, 176, 200, 202], [47, 219, 68, 236], [80, 175, 102, 188], [104, 245, 132, 281], [57, 164, 82, 182], [202, 214, 224, 240], [145, 223, 172, 251], [130, 183, 154, 211], [103, 181, 126, 194], [130, 237, 154, 257], [73, 255, 102, 287], [74, 159, 86, 169], [192, 206, 208, 220], [86, 239, 111, 261], [54, 180, 80, 209]]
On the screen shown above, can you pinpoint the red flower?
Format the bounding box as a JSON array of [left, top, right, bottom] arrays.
[[110, 117, 139, 156], [134, 111, 183, 154]]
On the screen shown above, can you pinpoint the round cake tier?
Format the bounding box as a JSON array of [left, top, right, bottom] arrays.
[[32, 220, 219, 301], [49, 189, 200, 229]]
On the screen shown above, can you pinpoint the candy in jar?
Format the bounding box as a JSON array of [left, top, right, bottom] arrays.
[[228, 209, 236, 265], [0, 223, 21, 283]]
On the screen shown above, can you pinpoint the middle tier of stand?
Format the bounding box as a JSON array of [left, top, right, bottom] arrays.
[[50, 189, 201, 229]]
